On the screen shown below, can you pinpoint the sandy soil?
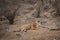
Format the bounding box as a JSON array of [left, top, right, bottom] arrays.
[[0, 24, 60, 40]]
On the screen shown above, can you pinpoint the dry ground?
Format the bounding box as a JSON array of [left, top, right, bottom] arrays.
[[0, 24, 60, 40]]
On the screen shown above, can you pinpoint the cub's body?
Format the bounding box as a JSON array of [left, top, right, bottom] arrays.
[[20, 23, 39, 32]]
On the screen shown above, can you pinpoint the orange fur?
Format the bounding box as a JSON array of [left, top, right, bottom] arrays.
[[20, 23, 39, 32]]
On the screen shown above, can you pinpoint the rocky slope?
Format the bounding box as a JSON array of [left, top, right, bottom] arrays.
[[0, 0, 60, 40]]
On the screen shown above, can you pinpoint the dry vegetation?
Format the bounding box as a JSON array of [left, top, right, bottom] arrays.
[[0, 0, 60, 40]]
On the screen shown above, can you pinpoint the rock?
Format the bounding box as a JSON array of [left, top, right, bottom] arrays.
[[0, 0, 21, 24], [0, 24, 9, 39], [8, 25, 20, 32], [35, 17, 60, 30], [13, 0, 60, 30], [0, 0, 60, 40], [0, 0, 60, 30], [0, 16, 9, 25]]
